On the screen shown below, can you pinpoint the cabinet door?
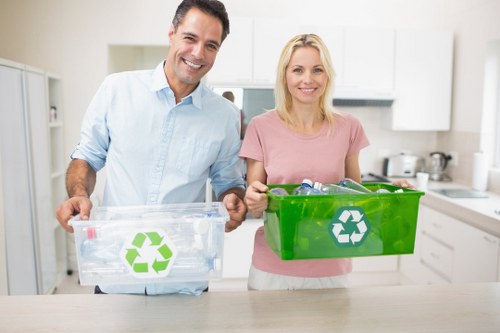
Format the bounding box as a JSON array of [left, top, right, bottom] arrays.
[[25, 70, 57, 294], [342, 27, 394, 91], [315, 25, 345, 95], [399, 205, 424, 283], [390, 29, 453, 130], [253, 18, 303, 86], [222, 219, 263, 278], [0, 65, 38, 295], [208, 17, 253, 85], [452, 220, 499, 283]]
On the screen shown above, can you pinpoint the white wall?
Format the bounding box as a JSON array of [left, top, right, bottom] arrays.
[[0, 0, 499, 187]]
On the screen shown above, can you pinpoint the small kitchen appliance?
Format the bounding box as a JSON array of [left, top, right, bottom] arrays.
[[428, 152, 452, 181], [383, 153, 424, 178]]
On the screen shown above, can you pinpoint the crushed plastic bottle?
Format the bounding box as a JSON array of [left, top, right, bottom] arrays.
[[269, 187, 289, 196], [292, 179, 322, 195], [338, 178, 372, 193], [313, 182, 363, 194], [80, 227, 123, 263]]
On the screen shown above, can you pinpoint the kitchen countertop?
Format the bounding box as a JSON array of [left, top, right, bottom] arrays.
[[0, 283, 499, 332], [414, 180, 500, 237]]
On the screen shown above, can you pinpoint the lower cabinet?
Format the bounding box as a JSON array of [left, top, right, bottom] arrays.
[[400, 205, 500, 284], [222, 219, 263, 278]]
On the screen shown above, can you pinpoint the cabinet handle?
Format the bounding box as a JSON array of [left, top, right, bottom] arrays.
[[431, 222, 442, 229], [483, 236, 498, 244], [430, 252, 440, 260]]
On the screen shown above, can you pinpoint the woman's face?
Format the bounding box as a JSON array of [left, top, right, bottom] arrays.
[[286, 46, 328, 107]]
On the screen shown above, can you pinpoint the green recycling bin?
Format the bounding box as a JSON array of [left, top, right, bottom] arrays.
[[265, 183, 424, 260]]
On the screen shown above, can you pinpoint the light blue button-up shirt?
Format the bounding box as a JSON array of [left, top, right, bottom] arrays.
[[71, 62, 245, 295]]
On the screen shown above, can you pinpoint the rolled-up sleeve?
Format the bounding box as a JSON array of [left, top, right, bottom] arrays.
[[70, 78, 111, 172]]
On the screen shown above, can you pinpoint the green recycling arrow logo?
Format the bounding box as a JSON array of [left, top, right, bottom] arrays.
[[120, 229, 177, 278], [328, 206, 370, 247]]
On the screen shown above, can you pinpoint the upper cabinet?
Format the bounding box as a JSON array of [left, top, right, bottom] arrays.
[[317, 26, 395, 99], [388, 29, 454, 131], [252, 18, 304, 85], [208, 18, 396, 97], [208, 17, 303, 86], [209, 17, 254, 85], [207, 20, 454, 132]]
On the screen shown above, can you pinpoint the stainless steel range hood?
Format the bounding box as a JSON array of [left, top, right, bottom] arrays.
[[332, 86, 395, 107]]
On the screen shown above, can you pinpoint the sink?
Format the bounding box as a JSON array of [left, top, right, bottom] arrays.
[[431, 188, 488, 198]]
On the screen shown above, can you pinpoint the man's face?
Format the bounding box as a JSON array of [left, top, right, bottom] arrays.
[[166, 8, 223, 90]]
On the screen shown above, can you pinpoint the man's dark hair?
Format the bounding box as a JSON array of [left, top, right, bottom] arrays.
[[172, 0, 230, 43]]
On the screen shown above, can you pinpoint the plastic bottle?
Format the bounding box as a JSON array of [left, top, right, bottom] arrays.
[[338, 178, 372, 193], [80, 226, 123, 263], [313, 182, 363, 194], [269, 187, 289, 196], [292, 179, 321, 195]]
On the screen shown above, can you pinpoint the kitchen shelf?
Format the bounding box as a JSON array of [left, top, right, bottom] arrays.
[[46, 73, 68, 287]]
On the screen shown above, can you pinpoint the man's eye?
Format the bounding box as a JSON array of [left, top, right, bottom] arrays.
[[207, 43, 219, 51]]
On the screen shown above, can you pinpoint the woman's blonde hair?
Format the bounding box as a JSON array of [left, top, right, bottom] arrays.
[[274, 34, 337, 130]]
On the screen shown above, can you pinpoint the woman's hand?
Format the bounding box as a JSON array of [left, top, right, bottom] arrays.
[[391, 178, 414, 189], [244, 181, 269, 218]]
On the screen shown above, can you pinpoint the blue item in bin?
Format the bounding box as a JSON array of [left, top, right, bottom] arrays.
[[269, 187, 289, 196], [292, 179, 321, 195]]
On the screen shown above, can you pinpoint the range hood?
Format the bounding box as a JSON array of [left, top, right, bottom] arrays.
[[332, 86, 395, 107]]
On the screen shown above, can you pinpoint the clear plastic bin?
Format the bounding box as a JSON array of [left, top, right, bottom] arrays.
[[70, 202, 227, 286]]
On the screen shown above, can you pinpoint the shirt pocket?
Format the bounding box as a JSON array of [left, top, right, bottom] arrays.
[[171, 136, 219, 178]]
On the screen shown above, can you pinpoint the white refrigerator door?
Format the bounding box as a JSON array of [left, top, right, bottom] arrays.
[[0, 65, 38, 294], [25, 70, 57, 294]]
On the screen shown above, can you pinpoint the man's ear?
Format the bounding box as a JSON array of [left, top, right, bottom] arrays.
[[168, 24, 175, 41]]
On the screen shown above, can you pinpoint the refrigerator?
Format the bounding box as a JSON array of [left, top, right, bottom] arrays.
[[0, 60, 57, 295]]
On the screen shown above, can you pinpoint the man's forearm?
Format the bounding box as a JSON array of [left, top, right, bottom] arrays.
[[65, 159, 97, 198]]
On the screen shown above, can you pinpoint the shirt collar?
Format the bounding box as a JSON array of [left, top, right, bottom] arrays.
[[151, 61, 203, 110]]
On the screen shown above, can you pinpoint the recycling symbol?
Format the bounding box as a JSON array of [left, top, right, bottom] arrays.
[[120, 229, 177, 278], [328, 206, 370, 247]]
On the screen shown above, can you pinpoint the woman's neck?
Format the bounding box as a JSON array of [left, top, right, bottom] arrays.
[[289, 105, 324, 135]]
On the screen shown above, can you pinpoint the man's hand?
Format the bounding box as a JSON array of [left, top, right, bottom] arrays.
[[55, 196, 93, 233], [222, 193, 247, 232]]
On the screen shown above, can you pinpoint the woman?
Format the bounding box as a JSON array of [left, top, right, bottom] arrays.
[[240, 34, 371, 290]]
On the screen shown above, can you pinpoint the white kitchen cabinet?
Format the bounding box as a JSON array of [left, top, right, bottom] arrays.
[[0, 58, 66, 295], [399, 204, 500, 284], [388, 29, 453, 130], [222, 219, 263, 278], [252, 18, 304, 86], [208, 17, 254, 85], [337, 27, 395, 94], [452, 219, 499, 282], [314, 26, 344, 84], [400, 205, 450, 284]]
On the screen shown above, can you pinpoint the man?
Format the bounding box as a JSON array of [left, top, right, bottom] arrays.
[[56, 0, 246, 295]]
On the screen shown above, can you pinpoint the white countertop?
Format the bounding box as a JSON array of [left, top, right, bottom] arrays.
[[415, 180, 500, 237], [1, 283, 499, 332]]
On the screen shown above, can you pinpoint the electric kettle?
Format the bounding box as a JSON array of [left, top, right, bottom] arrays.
[[428, 152, 452, 181]]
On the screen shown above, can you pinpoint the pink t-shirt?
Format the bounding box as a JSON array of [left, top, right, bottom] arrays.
[[240, 110, 369, 277]]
